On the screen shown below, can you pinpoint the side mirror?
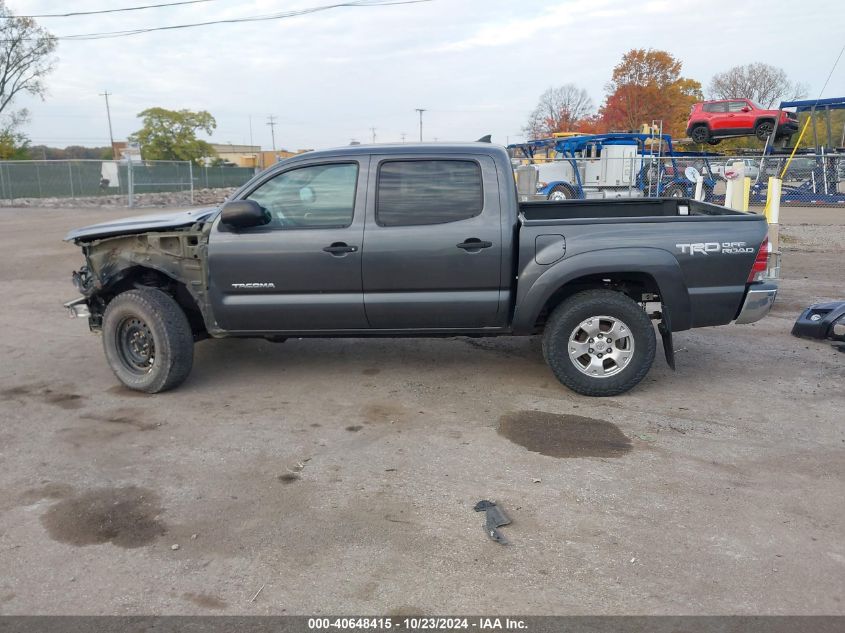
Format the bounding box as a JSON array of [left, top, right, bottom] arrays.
[[220, 199, 270, 229], [741, 106, 751, 112]]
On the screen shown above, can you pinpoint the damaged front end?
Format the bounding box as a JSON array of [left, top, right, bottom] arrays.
[[64, 214, 216, 335]]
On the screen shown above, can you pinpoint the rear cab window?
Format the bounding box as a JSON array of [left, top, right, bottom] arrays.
[[376, 160, 483, 227]]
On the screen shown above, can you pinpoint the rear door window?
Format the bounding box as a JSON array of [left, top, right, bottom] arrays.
[[376, 160, 483, 227]]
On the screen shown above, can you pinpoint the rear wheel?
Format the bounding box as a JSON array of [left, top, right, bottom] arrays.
[[547, 185, 573, 201], [690, 125, 710, 143], [102, 288, 194, 393], [663, 184, 685, 198], [755, 120, 774, 141], [542, 290, 656, 396]]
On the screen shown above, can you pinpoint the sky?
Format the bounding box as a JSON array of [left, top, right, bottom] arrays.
[[6, 0, 845, 151]]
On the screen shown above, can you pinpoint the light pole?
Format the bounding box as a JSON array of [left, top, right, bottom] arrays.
[[415, 108, 426, 142], [266, 115, 277, 151], [100, 90, 115, 159]]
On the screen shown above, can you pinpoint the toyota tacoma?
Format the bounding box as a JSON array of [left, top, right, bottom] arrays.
[[64, 143, 777, 396]]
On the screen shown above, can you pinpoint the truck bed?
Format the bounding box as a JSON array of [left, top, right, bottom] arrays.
[[520, 197, 746, 221], [513, 197, 769, 333]]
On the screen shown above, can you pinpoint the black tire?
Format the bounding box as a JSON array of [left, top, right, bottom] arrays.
[[547, 184, 572, 201], [663, 184, 685, 198], [707, 138, 722, 146], [690, 125, 710, 143], [541, 289, 656, 397], [754, 120, 774, 141], [102, 288, 194, 393]]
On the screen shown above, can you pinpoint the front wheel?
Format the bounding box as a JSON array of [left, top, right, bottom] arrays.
[[102, 288, 194, 393], [547, 185, 573, 201], [690, 125, 710, 143], [755, 121, 774, 141], [542, 290, 656, 396]]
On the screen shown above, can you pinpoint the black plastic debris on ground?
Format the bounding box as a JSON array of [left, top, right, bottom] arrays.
[[474, 499, 512, 545], [792, 301, 845, 352]]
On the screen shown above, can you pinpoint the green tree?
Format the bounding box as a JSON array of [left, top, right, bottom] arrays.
[[0, 124, 29, 159], [130, 108, 217, 163], [0, 3, 57, 117], [0, 2, 57, 160], [0, 109, 30, 159]]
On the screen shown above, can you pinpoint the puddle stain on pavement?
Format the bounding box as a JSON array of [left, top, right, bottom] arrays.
[[182, 592, 227, 610], [41, 486, 166, 548], [498, 410, 632, 458], [1, 384, 83, 410]]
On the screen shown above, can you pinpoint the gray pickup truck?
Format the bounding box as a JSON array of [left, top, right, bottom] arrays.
[[64, 143, 777, 396]]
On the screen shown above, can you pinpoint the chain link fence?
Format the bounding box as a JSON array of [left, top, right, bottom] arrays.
[[1, 154, 842, 209], [0, 159, 257, 207], [513, 153, 845, 208]]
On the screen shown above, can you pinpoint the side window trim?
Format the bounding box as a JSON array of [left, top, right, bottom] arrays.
[[374, 158, 485, 228]]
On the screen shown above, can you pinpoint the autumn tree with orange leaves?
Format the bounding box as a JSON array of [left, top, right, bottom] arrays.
[[599, 49, 702, 138]]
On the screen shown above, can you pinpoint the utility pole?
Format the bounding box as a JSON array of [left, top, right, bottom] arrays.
[[370, 127, 377, 144], [400, 132, 406, 143], [415, 108, 426, 142], [100, 90, 115, 159], [266, 115, 277, 151]]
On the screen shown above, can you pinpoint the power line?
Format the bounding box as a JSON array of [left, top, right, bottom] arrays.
[[4, 0, 218, 19], [2, 0, 433, 42]]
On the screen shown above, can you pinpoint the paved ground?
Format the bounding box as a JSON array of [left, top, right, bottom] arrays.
[[0, 205, 843, 615]]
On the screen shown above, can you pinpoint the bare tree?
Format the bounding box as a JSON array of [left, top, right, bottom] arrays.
[[708, 63, 806, 108], [0, 3, 57, 117], [524, 84, 594, 139]]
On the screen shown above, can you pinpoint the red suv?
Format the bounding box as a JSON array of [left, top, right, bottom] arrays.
[[686, 99, 798, 144]]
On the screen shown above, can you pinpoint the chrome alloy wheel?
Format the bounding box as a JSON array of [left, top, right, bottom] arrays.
[[567, 315, 635, 378]]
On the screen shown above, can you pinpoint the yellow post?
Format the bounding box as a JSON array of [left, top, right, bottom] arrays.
[[742, 177, 751, 212], [765, 177, 782, 254], [764, 177, 782, 224]]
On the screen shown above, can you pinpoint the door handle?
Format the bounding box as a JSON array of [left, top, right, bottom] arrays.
[[457, 238, 493, 250], [323, 242, 358, 255]]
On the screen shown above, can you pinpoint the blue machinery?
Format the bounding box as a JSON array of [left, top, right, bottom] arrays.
[[507, 133, 719, 200]]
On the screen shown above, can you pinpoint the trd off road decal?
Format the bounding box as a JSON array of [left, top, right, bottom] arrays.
[[675, 242, 754, 255]]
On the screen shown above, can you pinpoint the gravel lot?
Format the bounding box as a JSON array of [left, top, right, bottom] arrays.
[[0, 205, 842, 615]]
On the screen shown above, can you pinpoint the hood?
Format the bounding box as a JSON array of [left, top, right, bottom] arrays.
[[64, 207, 219, 242]]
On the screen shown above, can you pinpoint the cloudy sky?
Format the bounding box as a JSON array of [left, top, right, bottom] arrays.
[[7, 0, 845, 151]]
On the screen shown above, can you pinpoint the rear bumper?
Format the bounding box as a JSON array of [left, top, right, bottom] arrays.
[[735, 283, 778, 324]]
